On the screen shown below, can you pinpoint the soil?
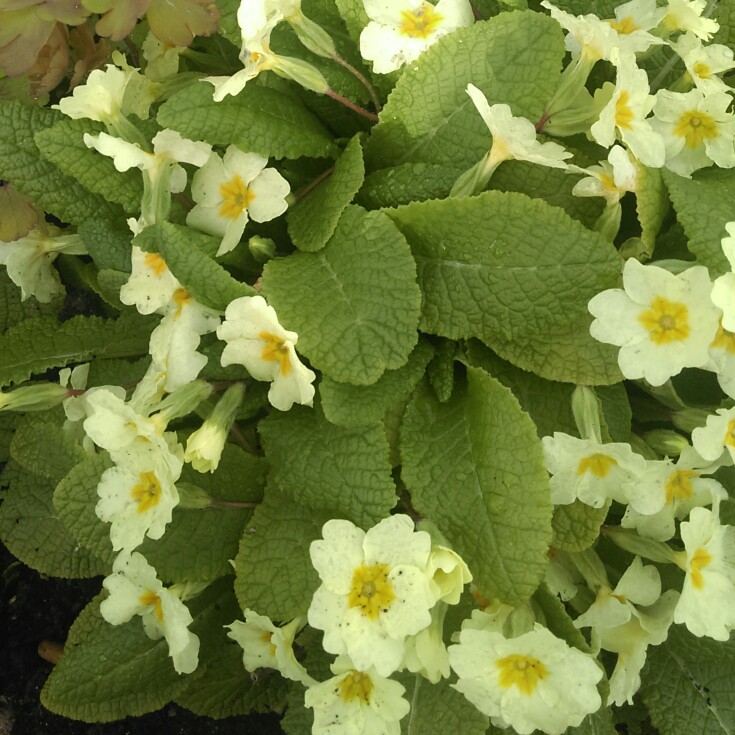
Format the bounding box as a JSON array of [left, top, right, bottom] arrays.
[[0, 544, 286, 735]]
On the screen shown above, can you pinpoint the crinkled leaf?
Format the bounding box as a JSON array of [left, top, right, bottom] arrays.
[[78, 218, 133, 272], [641, 625, 735, 735], [0, 181, 37, 241], [401, 368, 552, 605], [10, 413, 87, 486], [364, 11, 565, 170], [54, 453, 115, 567], [0, 101, 122, 226], [426, 338, 457, 403], [395, 673, 489, 735], [264, 205, 421, 385], [533, 583, 591, 653], [287, 134, 365, 252], [34, 118, 142, 214], [0, 414, 15, 463], [0, 313, 154, 387], [598, 383, 632, 443], [41, 581, 232, 722], [662, 168, 734, 276], [319, 339, 434, 428], [0, 270, 61, 332], [552, 501, 610, 553], [234, 485, 324, 620], [0, 461, 107, 578], [486, 311, 623, 385], [386, 190, 620, 343], [135, 222, 255, 310], [157, 82, 338, 160], [357, 162, 461, 209], [259, 404, 397, 527], [636, 163, 668, 252]]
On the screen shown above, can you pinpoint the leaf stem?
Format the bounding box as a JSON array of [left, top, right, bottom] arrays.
[[229, 422, 260, 455], [293, 166, 335, 203], [331, 54, 382, 113], [209, 498, 259, 509], [325, 88, 379, 122], [406, 674, 422, 735]]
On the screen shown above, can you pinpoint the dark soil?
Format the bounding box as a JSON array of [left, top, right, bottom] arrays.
[[0, 544, 286, 735]]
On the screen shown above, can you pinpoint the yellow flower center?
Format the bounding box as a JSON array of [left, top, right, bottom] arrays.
[[609, 16, 639, 34], [144, 252, 168, 276], [690, 547, 713, 590], [599, 172, 616, 193], [497, 654, 549, 695], [339, 671, 374, 704], [260, 629, 277, 657], [172, 287, 193, 319], [638, 296, 690, 345], [712, 322, 735, 354], [693, 61, 712, 80], [139, 590, 164, 622], [726, 418, 735, 448], [673, 110, 719, 149], [131, 471, 162, 513], [615, 90, 635, 130], [399, 3, 444, 39], [665, 469, 697, 504], [347, 563, 396, 620], [219, 174, 255, 220], [259, 331, 292, 376], [577, 453, 618, 478]]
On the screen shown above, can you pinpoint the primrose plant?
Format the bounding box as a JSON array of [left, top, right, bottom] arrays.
[[3, 0, 735, 733]]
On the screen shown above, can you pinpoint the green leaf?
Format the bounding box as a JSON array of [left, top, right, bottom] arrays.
[[598, 383, 632, 443], [466, 340, 577, 439], [552, 501, 609, 552], [134, 222, 255, 310], [364, 11, 565, 170], [157, 82, 338, 160], [34, 118, 142, 215], [426, 338, 457, 403], [714, 0, 735, 49], [357, 162, 461, 209], [263, 205, 421, 385], [662, 168, 735, 276], [386, 190, 621, 343], [533, 583, 591, 653], [54, 453, 115, 567], [567, 707, 617, 735], [78, 218, 132, 272], [0, 101, 122, 226], [10, 414, 87, 486], [334, 0, 370, 44], [174, 586, 289, 717], [0, 313, 154, 387], [41, 582, 231, 722], [396, 674, 489, 735], [490, 160, 604, 229], [485, 311, 624, 385], [259, 404, 397, 527], [401, 368, 552, 605], [0, 413, 15, 463], [319, 339, 434, 427], [641, 625, 735, 735], [636, 163, 668, 252], [0, 461, 107, 578], [0, 270, 61, 333], [234, 484, 324, 620], [287, 134, 365, 252]]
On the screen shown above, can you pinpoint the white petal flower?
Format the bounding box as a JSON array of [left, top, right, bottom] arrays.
[[542, 432, 647, 509], [711, 223, 735, 332], [662, 0, 719, 40], [238, 0, 301, 44], [305, 655, 410, 735], [590, 55, 665, 168], [448, 624, 602, 735], [217, 295, 315, 411], [672, 32, 735, 95], [100, 551, 200, 674], [588, 258, 720, 386], [226, 610, 316, 686], [605, 0, 667, 55], [467, 83, 572, 171], [707, 320, 735, 398], [674, 498, 735, 640], [148, 289, 221, 393], [400, 602, 451, 683], [570, 145, 637, 205], [359, 0, 474, 74], [425, 545, 472, 605], [119, 246, 182, 315], [96, 437, 183, 552], [651, 88, 735, 177], [55, 64, 132, 124], [0, 226, 87, 303], [692, 406, 735, 463], [187, 146, 290, 256], [308, 515, 437, 677], [621, 446, 727, 540]]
